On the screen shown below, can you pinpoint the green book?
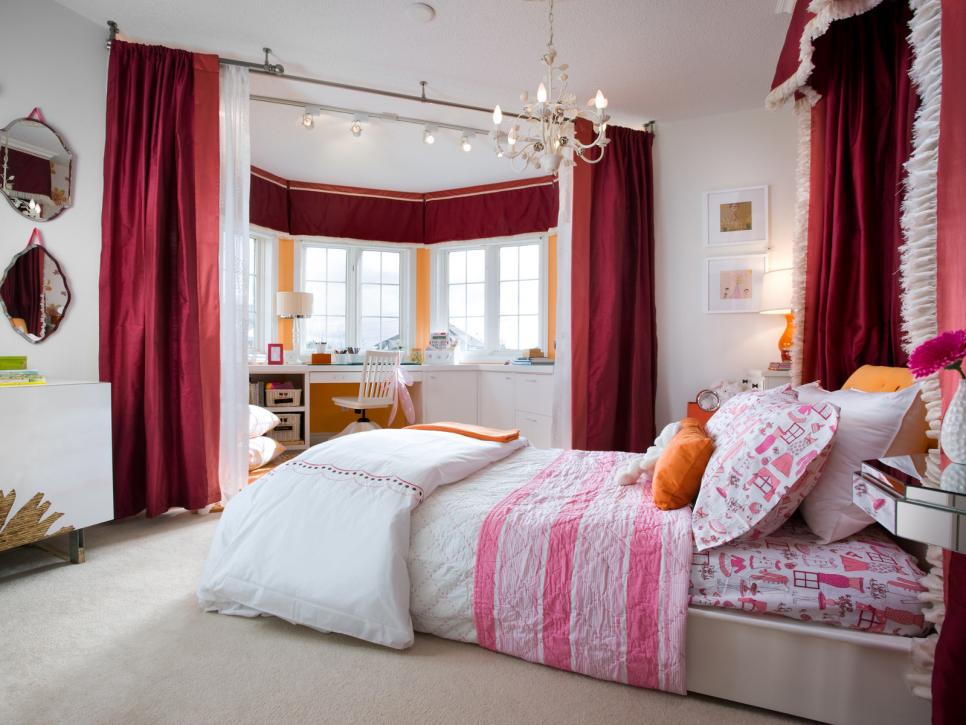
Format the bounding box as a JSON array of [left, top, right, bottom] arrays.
[[0, 356, 27, 371]]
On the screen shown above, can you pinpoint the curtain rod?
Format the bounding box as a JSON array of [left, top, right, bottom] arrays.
[[250, 94, 493, 136], [105, 21, 656, 134]]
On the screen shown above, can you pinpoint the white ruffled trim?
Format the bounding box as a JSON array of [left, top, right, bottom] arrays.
[[790, 97, 812, 386], [901, 0, 944, 699], [766, 0, 887, 110]]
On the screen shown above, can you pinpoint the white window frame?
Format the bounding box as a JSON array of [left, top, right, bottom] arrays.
[[295, 236, 416, 352], [431, 233, 549, 361], [248, 230, 277, 359]]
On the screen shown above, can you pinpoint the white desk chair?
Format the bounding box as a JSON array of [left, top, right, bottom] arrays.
[[331, 350, 401, 437]]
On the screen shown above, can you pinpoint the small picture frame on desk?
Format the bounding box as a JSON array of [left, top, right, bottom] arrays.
[[267, 343, 284, 365]]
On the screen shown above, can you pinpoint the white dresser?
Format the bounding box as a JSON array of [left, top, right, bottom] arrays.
[[0, 381, 113, 562]]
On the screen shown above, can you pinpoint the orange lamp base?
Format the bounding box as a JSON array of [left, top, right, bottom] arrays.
[[778, 313, 794, 363]]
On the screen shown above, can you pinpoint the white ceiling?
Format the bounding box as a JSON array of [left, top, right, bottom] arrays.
[[55, 0, 792, 190]]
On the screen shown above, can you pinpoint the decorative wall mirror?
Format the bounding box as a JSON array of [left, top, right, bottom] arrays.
[[0, 110, 73, 221], [0, 229, 71, 343]]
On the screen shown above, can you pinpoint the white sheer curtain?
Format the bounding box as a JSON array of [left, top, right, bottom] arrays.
[[551, 153, 574, 449], [218, 65, 251, 501]]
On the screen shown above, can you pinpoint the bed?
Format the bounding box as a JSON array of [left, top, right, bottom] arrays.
[[410, 446, 931, 725]]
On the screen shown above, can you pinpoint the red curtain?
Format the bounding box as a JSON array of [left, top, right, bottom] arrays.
[[801, 1, 916, 389], [423, 178, 558, 244], [6, 148, 51, 197], [933, 1, 966, 719], [0, 245, 44, 336], [250, 167, 290, 233], [99, 41, 221, 518], [572, 122, 657, 452], [251, 169, 558, 244], [288, 182, 424, 243]]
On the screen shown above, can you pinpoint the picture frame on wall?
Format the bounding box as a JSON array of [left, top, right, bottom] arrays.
[[704, 185, 769, 248], [704, 254, 767, 314]]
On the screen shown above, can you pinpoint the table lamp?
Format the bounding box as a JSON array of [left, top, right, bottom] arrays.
[[760, 268, 793, 363], [277, 291, 313, 363]]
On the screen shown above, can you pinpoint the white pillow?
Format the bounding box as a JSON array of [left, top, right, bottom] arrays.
[[796, 381, 926, 543], [249, 405, 280, 439], [249, 436, 286, 470]]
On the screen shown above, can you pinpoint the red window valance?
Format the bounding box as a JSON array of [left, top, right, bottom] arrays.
[[250, 166, 558, 243]]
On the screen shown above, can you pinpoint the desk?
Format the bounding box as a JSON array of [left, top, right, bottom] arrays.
[[249, 363, 555, 449]]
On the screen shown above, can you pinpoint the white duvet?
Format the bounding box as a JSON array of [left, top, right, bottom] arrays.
[[198, 429, 526, 649]]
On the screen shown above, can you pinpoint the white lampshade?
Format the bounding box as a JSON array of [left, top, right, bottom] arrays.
[[760, 268, 793, 315], [277, 291, 313, 318]]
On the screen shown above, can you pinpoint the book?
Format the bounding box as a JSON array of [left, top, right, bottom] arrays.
[[0, 356, 27, 371], [768, 361, 791, 371]]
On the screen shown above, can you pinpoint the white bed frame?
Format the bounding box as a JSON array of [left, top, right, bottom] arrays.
[[686, 607, 930, 724]]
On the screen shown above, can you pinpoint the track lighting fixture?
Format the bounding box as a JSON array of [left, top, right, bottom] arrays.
[[302, 105, 320, 129], [423, 126, 436, 145], [350, 116, 364, 137], [460, 133, 472, 152]]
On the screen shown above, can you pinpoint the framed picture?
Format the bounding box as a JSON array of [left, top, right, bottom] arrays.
[[704, 254, 767, 314], [267, 343, 284, 365], [704, 185, 769, 248]]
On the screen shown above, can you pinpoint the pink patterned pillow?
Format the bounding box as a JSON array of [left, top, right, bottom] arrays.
[[693, 389, 839, 551]]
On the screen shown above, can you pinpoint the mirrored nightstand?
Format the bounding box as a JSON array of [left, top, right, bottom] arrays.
[[853, 453, 966, 552]]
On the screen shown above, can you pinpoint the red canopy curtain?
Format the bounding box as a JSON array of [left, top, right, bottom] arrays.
[[933, 1, 966, 719], [801, 0, 916, 389], [99, 41, 221, 518], [571, 122, 657, 452]]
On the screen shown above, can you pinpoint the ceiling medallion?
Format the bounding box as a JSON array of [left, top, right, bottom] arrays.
[[491, 0, 610, 174]]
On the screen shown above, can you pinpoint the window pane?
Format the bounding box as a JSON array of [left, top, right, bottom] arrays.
[[327, 282, 346, 316], [466, 316, 485, 347], [327, 317, 346, 349], [381, 317, 399, 347], [450, 317, 467, 339], [361, 283, 381, 316], [305, 316, 324, 344], [500, 246, 518, 281], [519, 315, 539, 350], [466, 282, 485, 317], [500, 281, 518, 315], [499, 316, 518, 350], [449, 284, 466, 317], [305, 281, 325, 315], [519, 280, 539, 315], [327, 248, 346, 282], [361, 250, 381, 284], [381, 284, 399, 317], [360, 316, 381, 349], [448, 251, 466, 284], [466, 249, 486, 282], [304, 247, 326, 279], [519, 244, 540, 279], [382, 252, 400, 284]]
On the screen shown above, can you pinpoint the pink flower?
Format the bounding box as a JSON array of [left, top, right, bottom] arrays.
[[908, 329, 966, 379]]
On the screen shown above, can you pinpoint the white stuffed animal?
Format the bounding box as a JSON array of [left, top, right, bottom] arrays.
[[614, 421, 682, 486]]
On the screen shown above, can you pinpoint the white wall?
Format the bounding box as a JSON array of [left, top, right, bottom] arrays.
[[653, 105, 797, 428], [0, 0, 106, 380]]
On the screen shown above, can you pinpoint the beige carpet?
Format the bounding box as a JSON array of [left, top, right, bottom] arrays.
[[1, 513, 806, 725]]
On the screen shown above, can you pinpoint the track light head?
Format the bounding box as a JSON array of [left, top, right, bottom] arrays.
[[350, 116, 364, 137], [302, 105, 320, 129], [423, 126, 436, 145], [460, 133, 472, 152]]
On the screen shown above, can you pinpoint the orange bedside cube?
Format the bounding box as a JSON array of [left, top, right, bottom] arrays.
[[686, 402, 715, 427]]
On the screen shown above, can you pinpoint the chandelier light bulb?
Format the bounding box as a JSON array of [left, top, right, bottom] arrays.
[[461, 134, 472, 152], [350, 118, 363, 137], [492, 104, 503, 125], [594, 89, 608, 110], [423, 126, 436, 145], [507, 127, 517, 146], [537, 82, 548, 103]]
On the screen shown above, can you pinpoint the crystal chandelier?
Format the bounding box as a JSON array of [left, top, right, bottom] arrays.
[[491, 0, 610, 173]]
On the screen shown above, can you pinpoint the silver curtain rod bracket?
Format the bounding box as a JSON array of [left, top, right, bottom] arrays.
[[106, 20, 118, 50], [644, 120, 656, 134]]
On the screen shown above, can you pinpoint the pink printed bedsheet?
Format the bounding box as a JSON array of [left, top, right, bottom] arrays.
[[689, 518, 929, 636], [472, 450, 693, 694]]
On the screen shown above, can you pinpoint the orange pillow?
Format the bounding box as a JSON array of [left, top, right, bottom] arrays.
[[652, 418, 715, 511]]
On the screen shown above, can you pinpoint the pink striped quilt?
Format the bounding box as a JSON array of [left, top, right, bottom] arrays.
[[472, 450, 693, 693]]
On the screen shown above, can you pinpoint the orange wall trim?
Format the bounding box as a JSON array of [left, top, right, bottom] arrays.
[[277, 238, 294, 349]]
